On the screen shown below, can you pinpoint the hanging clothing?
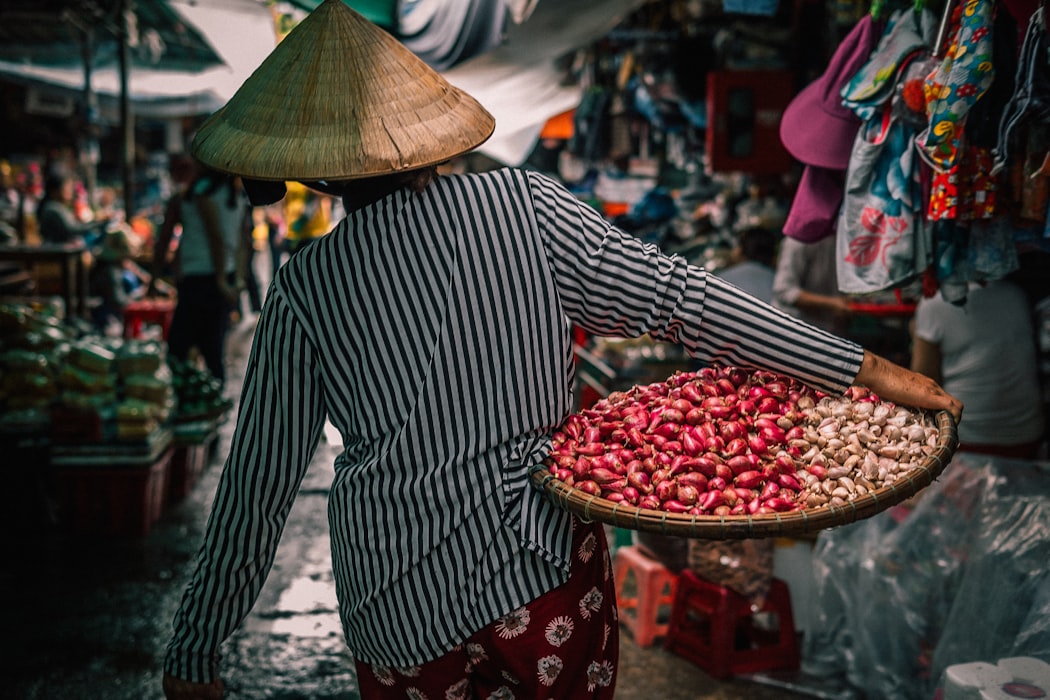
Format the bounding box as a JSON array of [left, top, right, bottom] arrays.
[[836, 103, 930, 294], [992, 5, 1050, 173], [926, 144, 999, 220], [918, 0, 996, 171]]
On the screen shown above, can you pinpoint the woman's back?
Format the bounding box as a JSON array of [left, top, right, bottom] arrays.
[[178, 176, 244, 276]]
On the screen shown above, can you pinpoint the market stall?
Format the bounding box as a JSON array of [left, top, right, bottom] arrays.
[[0, 301, 230, 536], [0, 0, 1047, 697]]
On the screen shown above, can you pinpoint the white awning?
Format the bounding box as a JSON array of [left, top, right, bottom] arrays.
[[444, 0, 648, 165], [0, 0, 275, 120]]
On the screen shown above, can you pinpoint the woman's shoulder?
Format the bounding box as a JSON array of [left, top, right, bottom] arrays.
[[441, 166, 528, 186], [431, 167, 540, 202]]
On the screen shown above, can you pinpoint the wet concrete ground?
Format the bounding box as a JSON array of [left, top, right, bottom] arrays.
[[3, 291, 839, 699]]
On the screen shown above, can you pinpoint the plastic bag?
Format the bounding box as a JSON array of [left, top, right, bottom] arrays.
[[804, 454, 1050, 700]]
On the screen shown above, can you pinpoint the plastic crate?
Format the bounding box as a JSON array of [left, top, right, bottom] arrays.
[[168, 420, 219, 504], [123, 298, 176, 340], [665, 569, 800, 679], [50, 405, 108, 444], [168, 438, 214, 504], [58, 446, 172, 536]]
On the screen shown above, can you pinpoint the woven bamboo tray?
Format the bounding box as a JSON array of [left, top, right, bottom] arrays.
[[530, 410, 958, 540]]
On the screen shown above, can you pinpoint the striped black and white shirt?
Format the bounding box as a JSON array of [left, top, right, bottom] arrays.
[[165, 168, 863, 680]]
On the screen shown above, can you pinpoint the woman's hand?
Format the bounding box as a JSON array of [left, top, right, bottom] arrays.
[[162, 673, 224, 699], [855, 350, 963, 425]]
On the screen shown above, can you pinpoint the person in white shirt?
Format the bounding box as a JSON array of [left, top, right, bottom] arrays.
[[152, 162, 248, 387], [911, 278, 1044, 458], [772, 234, 854, 335]]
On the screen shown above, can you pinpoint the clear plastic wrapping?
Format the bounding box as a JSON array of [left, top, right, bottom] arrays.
[[803, 453, 1050, 699]]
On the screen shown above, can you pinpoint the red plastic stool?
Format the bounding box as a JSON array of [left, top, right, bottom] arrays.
[[664, 568, 800, 679], [123, 298, 176, 340], [613, 545, 679, 648]]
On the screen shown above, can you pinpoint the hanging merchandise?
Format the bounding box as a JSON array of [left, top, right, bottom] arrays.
[[569, 86, 614, 162], [607, 93, 635, 163], [963, 5, 1020, 150], [779, 13, 883, 242], [781, 13, 885, 171], [917, 0, 997, 172], [1007, 124, 1050, 224], [922, 3, 1026, 224], [783, 165, 849, 242], [991, 5, 1050, 173], [927, 144, 999, 219], [929, 216, 1021, 303], [837, 96, 930, 293], [960, 217, 1022, 280], [840, 7, 937, 122], [835, 12, 936, 294]]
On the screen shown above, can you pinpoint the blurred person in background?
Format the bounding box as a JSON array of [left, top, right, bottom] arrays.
[[911, 278, 1045, 459], [232, 203, 262, 323], [0, 160, 27, 243], [772, 234, 854, 335], [89, 228, 155, 335], [716, 226, 779, 302], [36, 171, 109, 247], [150, 160, 249, 388]]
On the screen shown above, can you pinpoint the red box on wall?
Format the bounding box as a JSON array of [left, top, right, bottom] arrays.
[[706, 70, 795, 175]]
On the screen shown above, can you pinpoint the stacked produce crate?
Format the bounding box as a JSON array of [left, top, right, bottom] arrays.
[[0, 301, 231, 535]]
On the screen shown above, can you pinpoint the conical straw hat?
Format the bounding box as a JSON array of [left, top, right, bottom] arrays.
[[191, 0, 495, 181]]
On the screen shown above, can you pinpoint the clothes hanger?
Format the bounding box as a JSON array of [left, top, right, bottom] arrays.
[[931, 0, 956, 57]]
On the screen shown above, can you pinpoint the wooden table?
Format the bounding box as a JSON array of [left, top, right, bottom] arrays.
[[0, 242, 90, 322]]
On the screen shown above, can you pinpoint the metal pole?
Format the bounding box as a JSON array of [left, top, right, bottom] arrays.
[[932, 0, 955, 58], [119, 0, 135, 221], [73, 15, 99, 206]]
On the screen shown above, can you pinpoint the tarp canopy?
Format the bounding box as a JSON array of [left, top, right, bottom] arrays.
[[0, 0, 649, 166], [0, 0, 223, 73], [0, 0, 275, 120], [443, 0, 648, 166]]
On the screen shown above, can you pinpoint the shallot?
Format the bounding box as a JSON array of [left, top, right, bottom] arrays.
[[546, 364, 940, 517]]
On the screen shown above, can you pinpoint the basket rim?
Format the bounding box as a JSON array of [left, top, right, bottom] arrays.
[[530, 410, 959, 539]]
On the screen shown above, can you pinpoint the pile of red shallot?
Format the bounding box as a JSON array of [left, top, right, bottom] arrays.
[[546, 365, 941, 516]]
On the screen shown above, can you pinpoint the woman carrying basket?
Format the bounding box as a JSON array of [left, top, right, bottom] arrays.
[[162, 2, 962, 698]]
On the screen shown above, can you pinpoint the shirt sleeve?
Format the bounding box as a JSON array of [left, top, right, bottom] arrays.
[[911, 295, 946, 345], [527, 171, 863, 395], [164, 289, 327, 683]]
